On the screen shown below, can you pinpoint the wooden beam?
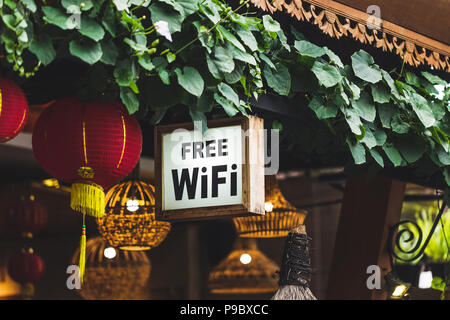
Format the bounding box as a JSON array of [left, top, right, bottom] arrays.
[[326, 173, 406, 300]]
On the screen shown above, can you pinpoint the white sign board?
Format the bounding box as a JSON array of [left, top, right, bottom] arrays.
[[155, 117, 265, 221]]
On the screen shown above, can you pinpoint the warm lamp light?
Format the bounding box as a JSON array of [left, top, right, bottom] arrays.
[[239, 253, 252, 265], [208, 238, 279, 294], [103, 247, 116, 259], [233, 176, 306, 238], [98, 179, 171, 251]]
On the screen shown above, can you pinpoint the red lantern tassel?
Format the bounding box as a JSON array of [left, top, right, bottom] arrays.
[[79, 218, 86, 284]]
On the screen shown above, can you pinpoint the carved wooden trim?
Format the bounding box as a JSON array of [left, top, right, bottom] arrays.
[[250, 0, 450, 72]]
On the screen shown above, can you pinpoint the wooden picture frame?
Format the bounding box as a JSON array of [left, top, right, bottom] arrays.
[[154, 116, 265, 222]]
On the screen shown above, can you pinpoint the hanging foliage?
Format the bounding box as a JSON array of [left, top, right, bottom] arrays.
[[0, 0, 449, 195]]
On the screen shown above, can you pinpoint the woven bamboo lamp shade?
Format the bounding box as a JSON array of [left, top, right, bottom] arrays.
[[71, 237, 150, 300], [97, 179, 171, 251], [208, 238, 279, 294], [233, 175, 306, 238]]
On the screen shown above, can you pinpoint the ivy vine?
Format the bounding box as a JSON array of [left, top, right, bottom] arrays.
[[0, 0, 449, 196]]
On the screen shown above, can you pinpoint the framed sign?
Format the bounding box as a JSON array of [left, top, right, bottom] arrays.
[[155, 116, 265, 221]]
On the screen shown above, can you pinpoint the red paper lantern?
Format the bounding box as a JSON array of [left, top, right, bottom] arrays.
[[0, 78, 29, 142], [32, 96, 142, 283], [7, 248, 45, 298], [32, 96, 142, 218], [8, 195, 48, 238]]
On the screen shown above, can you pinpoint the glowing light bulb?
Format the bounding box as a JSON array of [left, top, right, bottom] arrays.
[[104, 247, 116, 259], [240, 253, 252, 265], [418, 270, 433, 289], [264, 202, 274, 212], [126, 199, 140, 212], [391, 285, 408, 298]]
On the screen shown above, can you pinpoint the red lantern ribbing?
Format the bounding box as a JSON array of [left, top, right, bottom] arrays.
[[8, 195, 48, 238], [0, 78, 29, 142], [7, 248, 45, 298], [32, 96, 142, 281]]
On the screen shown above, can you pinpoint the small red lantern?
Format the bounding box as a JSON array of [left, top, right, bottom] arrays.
[[32, 96, 142, 282], [7, 248, 45, 298], [0, 78, 29, 142], [8, 195, 48, 238]]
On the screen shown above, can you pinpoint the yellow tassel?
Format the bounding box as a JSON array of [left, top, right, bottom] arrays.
[[79, 222, 86, 284], [70, 182, 105, 218]]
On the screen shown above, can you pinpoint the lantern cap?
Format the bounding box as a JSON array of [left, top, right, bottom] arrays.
[[98, 179, 171, 251], [233, 176, 306, 238], [208, 238, 279, 294]]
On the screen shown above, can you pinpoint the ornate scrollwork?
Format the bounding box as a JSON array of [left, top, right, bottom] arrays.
[[250, 0, 450, 72], [388, 201, 447, 265]]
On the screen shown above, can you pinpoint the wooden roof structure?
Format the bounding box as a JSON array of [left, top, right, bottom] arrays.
[[250, 0, 450, 72]]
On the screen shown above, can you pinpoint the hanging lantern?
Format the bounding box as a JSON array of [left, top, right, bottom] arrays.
[[7, 248, 45, 298], [71, 237, 151, 300], [8, 194, 48, 238], [32, 96, 142, 282], [0, 78, 29, 143], [98, 179, 171, 251], [208, 238, 279, 294], [233, 175, 306, 238]]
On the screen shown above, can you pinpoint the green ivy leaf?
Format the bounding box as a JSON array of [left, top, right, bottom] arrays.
[[174, 66, 204, 97], [371, 83, 390, 103], [149, 2, 183, 33], [218, 83, 239, 107], [311, 61, 342, 88], [263, 62, 291, 96], [42, 6, 74, 30], [102, 5, 117, 36], [382, 143, 403, 167], [262, 15, 280, 32], [346, 137, 366, 164], [391, 114, 410, 134], [120, 86, 139, 114], [114, 59, 136, 86], [214, 92, 238, 116], [351, 91, 376, 122], [234, 26, 258, 52], [421, 71, 447, 86], [294, 40, 326, 58], [69, 39, 103, 65], [410, 92, 436, 128], [325, 48, 344, 68], [216, 25, 245, 52], [100, 39, 119, 65], [79, 16, 105, 41], [231, 46, 256, 65], [378, 103, 393, 128], [206, 47, 234, 79], [22, 0, 37, 13], [396, 135, 426, 163], [369, 148, 384, 167], [351, 50, 382, 84], [308, 96, 338, 119], [29, 33, 56, 66], [341, 107, 363, 135]]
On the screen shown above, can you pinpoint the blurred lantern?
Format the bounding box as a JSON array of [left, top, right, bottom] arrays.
[[32, 96, 142, 282], [8, 194, 48, 238], [208, 238, 279, 294], [71, 237, 151, 300], [7, 248, 45, 299], [98, 177, 171, 251], [233, 176, 306, 238], [0, 78, 29, 143]]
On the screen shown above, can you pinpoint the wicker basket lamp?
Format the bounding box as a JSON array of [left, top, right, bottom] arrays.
[[208, 238, 279, 294], [71, 237, 150, 300], [97, 180, 171, 251], [233, 175, 306, 238]]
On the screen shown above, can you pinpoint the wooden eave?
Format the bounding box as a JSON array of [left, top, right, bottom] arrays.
[[250, 0, 450, 72]]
